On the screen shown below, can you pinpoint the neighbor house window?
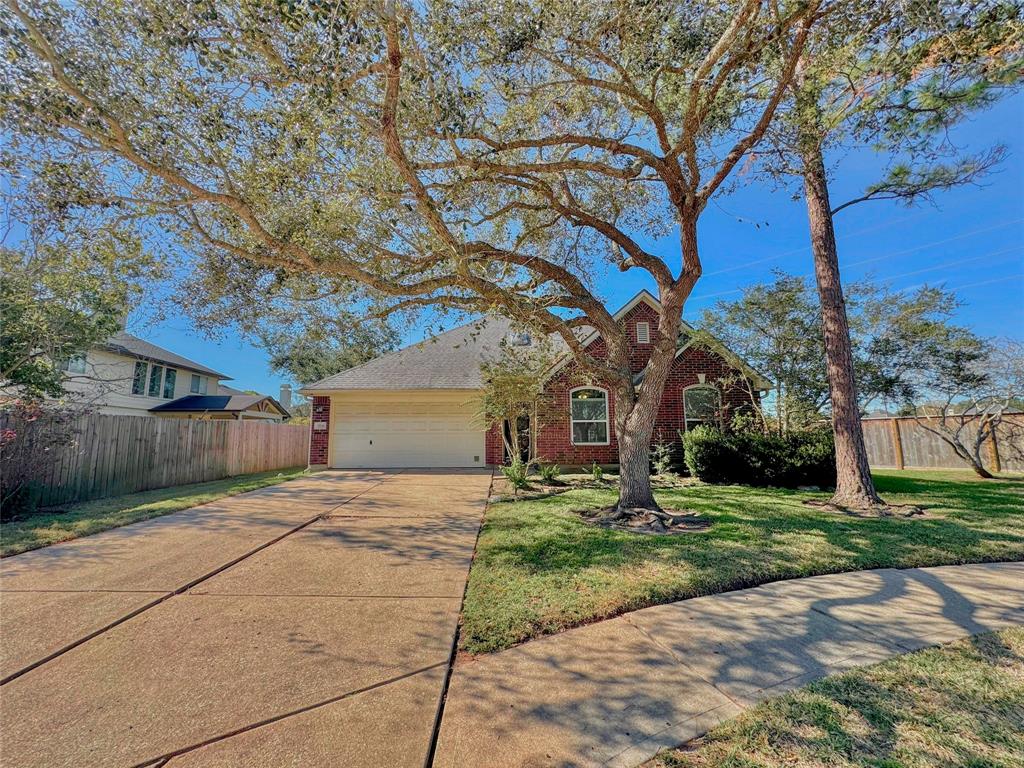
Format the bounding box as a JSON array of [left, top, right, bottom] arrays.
[[570, 387, 609, 445], [131, 361, 147, 395], [162, 368, 177, 399], [636, 321, 651, 344], [60, 355, 87, 374], [683, 385, 721, 430], [190, 374, 201, 394], [147, 364, 164, 397]]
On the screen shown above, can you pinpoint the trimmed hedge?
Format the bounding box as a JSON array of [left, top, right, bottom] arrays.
[[682, 425, 836, 488]]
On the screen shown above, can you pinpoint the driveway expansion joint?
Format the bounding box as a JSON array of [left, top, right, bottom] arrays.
[[134, 662, 450, 768], [2, 474, 396, 686], [1, 470, 494, 768]]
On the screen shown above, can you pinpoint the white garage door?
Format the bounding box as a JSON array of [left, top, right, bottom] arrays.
[[330, 393, 485, 468]]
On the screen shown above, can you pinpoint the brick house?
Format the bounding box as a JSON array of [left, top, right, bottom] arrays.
[[300, 290, 768, 469]]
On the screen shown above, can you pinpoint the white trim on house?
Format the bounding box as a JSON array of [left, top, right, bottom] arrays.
[[636, 321, 651, 344], [569, 386, 610, 446], [543, 290, 698, 382], [672, 337, 772, 392], [569, 289, 668, 353]]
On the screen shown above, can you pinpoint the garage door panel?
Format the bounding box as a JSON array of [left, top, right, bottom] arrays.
[[330, 395, 485, 468]]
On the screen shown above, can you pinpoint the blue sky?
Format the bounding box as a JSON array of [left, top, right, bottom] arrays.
[[138, 93, 1024, 397]]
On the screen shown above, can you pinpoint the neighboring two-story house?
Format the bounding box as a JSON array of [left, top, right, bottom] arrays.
[[61, 331, 291, 421], [300, 290, 768, 468]]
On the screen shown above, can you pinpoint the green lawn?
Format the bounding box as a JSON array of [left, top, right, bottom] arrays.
[[0, 467, 308, 557], [461, 470, 1024, 654], [650, 628, 1024, 768]]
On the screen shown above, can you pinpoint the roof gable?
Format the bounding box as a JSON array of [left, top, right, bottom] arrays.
[[103, 332, 228, 380], [612, 289, 661, 321], [299, 290, 768, 393]]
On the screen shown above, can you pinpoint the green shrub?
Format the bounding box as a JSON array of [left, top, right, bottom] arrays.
[[681, 425, 737, 484], [682, 426, 836, 488], [590, 462, 604, 482], [501, 457, 530, 492], [538, 463, 560, 483]]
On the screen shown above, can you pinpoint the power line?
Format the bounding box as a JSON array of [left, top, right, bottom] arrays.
[[702, 210, 931, 277], [687, 221, 1024, 306], [881, 244, 1023, 284], [947, 272, 1024, 293]]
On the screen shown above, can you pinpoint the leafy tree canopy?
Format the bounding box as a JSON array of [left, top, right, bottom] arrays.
[[0, 238, 160, 401], [1, 0, 824, 510], [698, 270, 967, 428], [266, 329, 399, 386]]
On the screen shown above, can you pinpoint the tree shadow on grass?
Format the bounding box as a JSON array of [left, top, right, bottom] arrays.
[[465, 480, 1024, 651]]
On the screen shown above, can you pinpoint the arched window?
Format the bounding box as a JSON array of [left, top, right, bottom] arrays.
[[683, 385, 721, 431], [570, 387, 609, 445]]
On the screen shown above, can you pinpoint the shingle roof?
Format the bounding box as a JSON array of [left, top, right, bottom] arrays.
[[149, 394, 288, 414], [103, 332, 228, 379], [300, 290, 768, 393], [301, 316, 518, 392]]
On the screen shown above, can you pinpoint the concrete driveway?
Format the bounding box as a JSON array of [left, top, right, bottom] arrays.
[[0, 469, 492, 768]]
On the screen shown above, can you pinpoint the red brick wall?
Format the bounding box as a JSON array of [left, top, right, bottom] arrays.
[[485, 422, 504, 465], [527, 301, 759, 467], [309, 396, 331, 466]]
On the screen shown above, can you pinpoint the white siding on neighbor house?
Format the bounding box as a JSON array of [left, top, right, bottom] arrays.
[[328, 390, 485, 468], [61, 348, 219, 416]]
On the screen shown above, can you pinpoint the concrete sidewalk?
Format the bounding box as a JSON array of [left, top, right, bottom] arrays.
[[0, 469, 492, 768], [434, 561, 1024, 768]]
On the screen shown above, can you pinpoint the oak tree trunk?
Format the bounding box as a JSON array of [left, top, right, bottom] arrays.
[[801, 143, 885, 508], [613, 385, 660, 512], [608, 299, 686, 514]]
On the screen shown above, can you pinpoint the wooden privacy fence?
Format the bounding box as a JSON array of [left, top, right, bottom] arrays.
[[861, 415, 1024, 473], [4, 413, 309, 508]]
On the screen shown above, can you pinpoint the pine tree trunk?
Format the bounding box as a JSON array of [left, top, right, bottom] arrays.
[[801, 143, 885, 508]]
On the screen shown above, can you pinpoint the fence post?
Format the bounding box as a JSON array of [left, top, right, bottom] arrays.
[[988, 430, 1002, 474], [890, 418, 905, 470]]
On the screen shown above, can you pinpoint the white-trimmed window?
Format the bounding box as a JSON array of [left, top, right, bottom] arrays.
[[190, 374, 209, 394], [162, 368, 177, 399], [570, 387, 609, 445], [636, 321, 651, 344], [147, 364, 164, 397], [683, 385, 721, 430], [131, 361, 178, 399], [131, 361, 147, 395], [60, 355, 87, 374]]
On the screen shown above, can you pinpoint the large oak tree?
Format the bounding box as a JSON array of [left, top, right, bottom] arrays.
[[2, 0, 821, 514]]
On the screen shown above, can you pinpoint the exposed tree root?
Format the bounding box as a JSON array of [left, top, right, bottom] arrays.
[[803, 499, 925, 518], [578, 506, 711, 535]]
